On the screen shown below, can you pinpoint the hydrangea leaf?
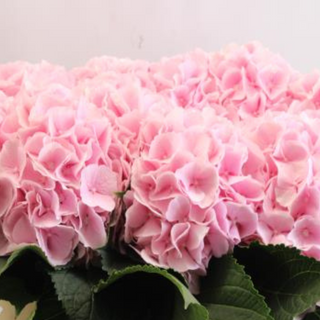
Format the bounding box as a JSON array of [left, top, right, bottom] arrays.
[[94, 264, 209, 320], [197, 254, 273, 320], [0, 246, 67, 319], [0, 246, 49, 312], [0, 277, 37, 314], [304, 307, 320, 320], [50, 268, 106, 320], [234, 243, 320, 320], [0, 245, 48, 277], [0, 257, 7, 272], [98, 247, 139, 274], [32, 284, 68, 320]]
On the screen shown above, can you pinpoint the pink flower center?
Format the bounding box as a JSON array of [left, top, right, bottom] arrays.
[[302, 229, 310, 237], [190, 180, 200, 188]]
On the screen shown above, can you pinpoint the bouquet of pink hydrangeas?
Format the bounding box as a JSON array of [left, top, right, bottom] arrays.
[[1, 43, 320, 320]]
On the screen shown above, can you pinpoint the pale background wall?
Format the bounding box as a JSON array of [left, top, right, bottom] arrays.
[[0, 0, 319, 72]]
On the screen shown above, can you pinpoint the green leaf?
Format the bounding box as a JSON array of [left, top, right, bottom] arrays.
[[94, 264, 208, 320], [33, 283, 69, 320], [0, 277, 38, 313], [0, 257, 7, 271], [234, 243, 320, 320], [99, 247, 187, 284], [0, 245, 48, 276], [52, 263, 208, 320], [0, 246, 67, 319], [50, 268, 106, 320], [304, 307, 320, 320], [99, 247, 138, 274], [197, 254, 272, 320], [0, 246, 50, 312]]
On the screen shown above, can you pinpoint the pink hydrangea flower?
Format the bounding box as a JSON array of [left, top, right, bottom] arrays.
[[80, 164, 118, 211], [1, 42, 320, 275], [36, 225, 78, 266], [176, 161, 219, 208], [288, 216, 320, 250]]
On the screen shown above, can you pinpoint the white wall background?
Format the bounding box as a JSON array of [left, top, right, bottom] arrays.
[[1, 0, 319, 72]]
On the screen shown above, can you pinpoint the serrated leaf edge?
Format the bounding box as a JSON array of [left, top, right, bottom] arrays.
[[94, 264, 200, 310], [231, 255, 274, 320]]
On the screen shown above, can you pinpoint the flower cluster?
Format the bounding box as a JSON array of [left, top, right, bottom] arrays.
[[1, 43, 320, 278]]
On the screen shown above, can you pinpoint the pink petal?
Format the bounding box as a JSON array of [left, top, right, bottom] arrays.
[[166, 247, 199, 272], [26, 189, 61, 228], [220, 144, 248, 176], [288, 216, 320, 249], [258, 64, 289, 100], [176, 161, 219, 208], [290, 186, 320, 219], [55, 183, 78, 215], [150, 172, 180, 201], [149, 132, 181, 161], [125, 202, 149, 229], [207, 224, 231, 257], [230, 176, 264, 201], [21, 159, 55, 190], [48, 107, 75, 136], [221, 68, 242, 90], [166, 195, 190, 222], [75, 202, 107, 249], [24, 132, 46, 157], [36, 225, 78, 266], [80, 164, 118, 211], [170, 222, 190, 256], [186, 224, 209, 250], [0, 176, 16, 217], [134, 218, 161, 238], [37, 142, 70, 174], [257, 221, 273, 244], [3, 204, 36, 244], [0, 139, 26, 181], [225, 202, 258, 242]]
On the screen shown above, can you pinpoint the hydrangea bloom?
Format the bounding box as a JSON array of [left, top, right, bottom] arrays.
[[1, 43, 320, 284]]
